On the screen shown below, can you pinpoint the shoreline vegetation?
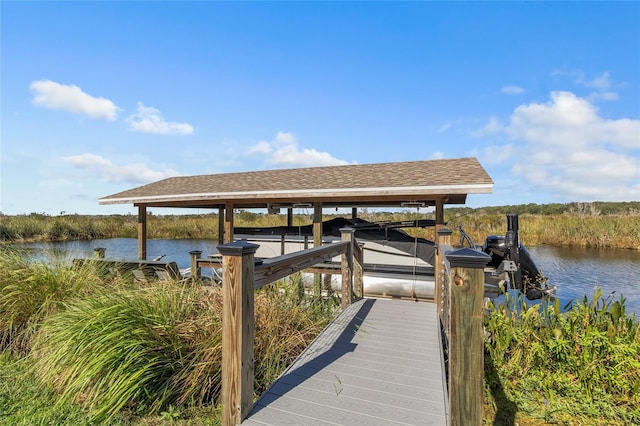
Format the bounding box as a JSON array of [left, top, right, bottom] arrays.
[[1, 201, 639, 250], [1, 201, 639, 424]]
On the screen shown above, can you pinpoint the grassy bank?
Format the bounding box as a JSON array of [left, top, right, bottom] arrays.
[[2, 202, 640, 249], [1, 247, 639, 424], [483, 290, 640, 425], [0, 248, 337, 424]]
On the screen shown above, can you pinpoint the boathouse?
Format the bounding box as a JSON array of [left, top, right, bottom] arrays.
[[99, 157, 494, 425], [99, 157, 493, 259]]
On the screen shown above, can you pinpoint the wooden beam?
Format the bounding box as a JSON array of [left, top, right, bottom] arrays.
[[434, 198, 445, 241], [287, 208, 293, 226], [435, 228, 452, 326], [313, 202, 322, 248], [224, 203, 234, 243], [218, 207, 225, 245], [137, 205, 147, 260], [190, 250, 202, 281], [353, 242, 364, 298], [219, 241, 259, 426], [340, 227, 354, 309], [313, 202, 323, 296], [253, 242, 348, 289], [435, 198, 445, 223]]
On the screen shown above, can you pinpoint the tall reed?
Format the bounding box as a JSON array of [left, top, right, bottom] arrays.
[[28, 278, 335, 422], [0, 248, 108, 354]]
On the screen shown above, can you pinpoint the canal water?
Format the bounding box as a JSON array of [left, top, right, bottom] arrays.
[[12, 239, 640, 317]]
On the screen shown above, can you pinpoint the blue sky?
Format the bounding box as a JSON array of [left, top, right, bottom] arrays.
[[2, 2, 639, 215]]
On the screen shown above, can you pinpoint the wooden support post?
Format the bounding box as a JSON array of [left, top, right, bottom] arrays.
[[224, 203, 234, 244], [446, 248, 490, 426], [340, 227, 354, 309], [313, 202, 323, 296], [287, 208, 293, 227], [218, 207, 225, 245], [351, 207, 357, 219], [189, 250, 202, 281], [322, 274, 332, 297], [313, 202, 322, 247], [280, 235, 286, 255], [93, 247, 106, 258], [434, 199, 445, 242], [219, 241, 260, 426], [435, 228, 452, 313], [354, 242, 364, 298], [137, 205, 147, 260]]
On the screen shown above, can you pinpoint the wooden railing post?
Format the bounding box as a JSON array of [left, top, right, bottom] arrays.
[[137, 205, 147, 260], [189, 250, 202, 281], [445, 248, 490, 426], [340, 227, 354, 309], [218, 241, 260, 426], [435, 228, 452, 315], [354, 242, 364, 298]]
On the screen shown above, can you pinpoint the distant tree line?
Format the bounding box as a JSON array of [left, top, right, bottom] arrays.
[[447, 201, 640, 217]]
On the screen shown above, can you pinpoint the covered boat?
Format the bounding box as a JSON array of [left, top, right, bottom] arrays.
[[230, 214, 553, 300]]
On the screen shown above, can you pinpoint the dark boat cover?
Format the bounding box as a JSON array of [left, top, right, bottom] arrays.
[[234, 217, 436, 265]]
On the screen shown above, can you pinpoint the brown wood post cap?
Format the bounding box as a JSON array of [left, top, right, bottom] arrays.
[[446, 247, 491, 269], [216, 241, 260, 257], [437, 228, 453, 236]]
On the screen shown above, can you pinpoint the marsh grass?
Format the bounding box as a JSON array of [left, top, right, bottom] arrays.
[[0, 351, 127, 426], [30, 284, 222, 422], [18, 259, 335, 423], [443, 212, 640, 250], [3, 209, 639, 249], [0, 247, 112, 354], [484, 290, 640, 424]]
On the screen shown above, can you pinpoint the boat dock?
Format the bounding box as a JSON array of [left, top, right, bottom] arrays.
[[98, 157, 494, 425], [243, 298, 447, 425]]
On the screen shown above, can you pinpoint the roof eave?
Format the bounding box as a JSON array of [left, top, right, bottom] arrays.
[[98, 183, 493, 207]]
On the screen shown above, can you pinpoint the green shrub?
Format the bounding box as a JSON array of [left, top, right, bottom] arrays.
[[484, 290, 640, 424]]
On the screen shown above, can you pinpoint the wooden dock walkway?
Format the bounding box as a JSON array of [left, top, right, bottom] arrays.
[[243, 298, 448, 425]]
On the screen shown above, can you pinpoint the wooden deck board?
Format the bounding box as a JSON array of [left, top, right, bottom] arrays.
[[243, 298, 447, 425]]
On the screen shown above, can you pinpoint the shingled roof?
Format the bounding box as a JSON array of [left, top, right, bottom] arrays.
[[99, 157, 493, 209]]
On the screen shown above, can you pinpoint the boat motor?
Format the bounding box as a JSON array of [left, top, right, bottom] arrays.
[[482, 214, 551, 299]]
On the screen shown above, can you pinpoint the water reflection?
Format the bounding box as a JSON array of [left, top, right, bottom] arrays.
[[528, 246, 640, 317]]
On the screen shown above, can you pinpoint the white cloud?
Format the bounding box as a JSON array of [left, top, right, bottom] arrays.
[[62, 153, 181, 184], [500, 85, 525, 95], [438, 122, 452, 133], [587, 91, 619, 102], [430, 152, 445, 160], [126, 102, 194, 135], [552, 70, 614, 90], [481, 144, 515, 165], [247, 131, 353, 167], [275, 131, 297, 144], [551, 70, 620, 103], [246, 141, 272, 155], [583, 71, 612, 90], [472, 116, 504, 137], [30, 79, 119, 120], [476, 91, 640, 201]]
